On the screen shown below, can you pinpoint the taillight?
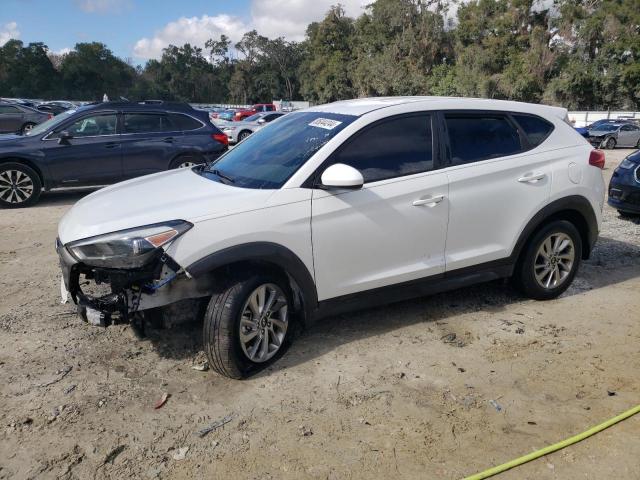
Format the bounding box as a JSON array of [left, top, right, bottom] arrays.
[[212, 133, 228, 146], [589, 149, 605, 169]]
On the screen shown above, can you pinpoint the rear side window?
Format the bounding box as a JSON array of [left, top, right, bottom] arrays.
[[512, 114, 554, 147], [0, 105, 20, 114], [167, 113, 202, 131], [123, 113, 163, 134], [331, 114, 433, 183], [445, 114, 522, 164]]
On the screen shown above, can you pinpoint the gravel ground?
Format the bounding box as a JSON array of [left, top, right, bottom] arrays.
[[0, 149, 639, 480]]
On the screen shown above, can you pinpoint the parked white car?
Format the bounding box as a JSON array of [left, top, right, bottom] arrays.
[[57, 96, 605, 378], [221, 111, 286, 143]]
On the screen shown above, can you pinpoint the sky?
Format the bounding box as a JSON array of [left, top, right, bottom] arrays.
[[0, 0, 370, 63]]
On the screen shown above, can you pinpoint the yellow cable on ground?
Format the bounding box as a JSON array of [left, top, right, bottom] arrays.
[[463, 403, 640, 480]]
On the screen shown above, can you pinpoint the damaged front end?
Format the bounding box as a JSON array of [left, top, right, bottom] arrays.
[[56, 220, 211, 328]]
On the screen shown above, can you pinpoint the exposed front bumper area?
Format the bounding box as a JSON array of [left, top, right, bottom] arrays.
[[608, 182, 640, 214], [56, 238, 211, 327]]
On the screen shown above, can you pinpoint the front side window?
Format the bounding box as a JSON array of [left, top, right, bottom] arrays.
[[202, 111, 357, 189], [329, 114, 434, 183], [512, 114, 554, 147], [63, 113, 117, 138], [445, 114, 522, 164], [123, 113, 164, 134]]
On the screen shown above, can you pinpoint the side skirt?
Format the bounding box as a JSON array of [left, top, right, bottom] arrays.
[[312, 261, 514, 320]]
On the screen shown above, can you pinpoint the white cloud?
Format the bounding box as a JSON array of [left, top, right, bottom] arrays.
[[250, 0, 369, 41], [0, 21, 20, 46], [75, 0, 132, 14], [132, 0, 369, 60], [53, 47, 73, 56], [133, 14, 248, 60]]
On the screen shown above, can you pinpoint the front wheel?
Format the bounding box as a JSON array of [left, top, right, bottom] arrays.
[[21, 122, 36, 135], [238, 130, 252, 142], [514, 220, 582, 300], [203, 274, 292, 379], [169, 153, 204, 169], [605, 137, 616, 149]]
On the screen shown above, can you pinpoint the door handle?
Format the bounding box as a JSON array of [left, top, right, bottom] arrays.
[[104, 142, 119, 149], [413, 194, 445, 207], [518, 172, 546, 183], [163, 137, 174, 143]]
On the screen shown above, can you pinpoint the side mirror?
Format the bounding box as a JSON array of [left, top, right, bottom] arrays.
[[257, 118, 266, 124], [58, 131, 73, 144], [320, 163, 364, 190]]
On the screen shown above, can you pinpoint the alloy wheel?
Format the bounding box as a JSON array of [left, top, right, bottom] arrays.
[[0, 170, 34, 204], [533, 232, 575, 289], [178, 161, 197, 168], [239, 283, 288, 363]]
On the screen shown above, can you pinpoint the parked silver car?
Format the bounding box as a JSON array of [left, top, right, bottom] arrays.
[[0, 103, 51, 134], [588, 122, 640, 149], [221, 111, 286, 143]]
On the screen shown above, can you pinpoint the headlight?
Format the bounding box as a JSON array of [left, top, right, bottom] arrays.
[[619, 158, 636, 170], [67, 220, 192, 268]]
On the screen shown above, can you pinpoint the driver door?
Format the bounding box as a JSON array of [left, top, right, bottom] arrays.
[[311, 113, 449, 301], [43, 112, 123, 186]]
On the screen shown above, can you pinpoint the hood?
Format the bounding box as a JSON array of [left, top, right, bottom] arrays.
[[58, 168, 275, 244], [588, 129, 615, 136], [0, 134, 26, 144]]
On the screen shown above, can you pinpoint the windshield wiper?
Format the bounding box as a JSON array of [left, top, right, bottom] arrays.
[[210, 169, 235, 184]]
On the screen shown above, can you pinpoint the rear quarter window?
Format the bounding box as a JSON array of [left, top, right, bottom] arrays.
[[168, 113, 203, 131], [512, 114, 554, 147]]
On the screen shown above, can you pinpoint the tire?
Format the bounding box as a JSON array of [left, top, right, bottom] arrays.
[[20, 122, 36, 135], [0, 162, 42, 208], [203, 274, 293, 379], [169, 153, 205, 169], [605, 137, 616, 149], [514, 220, 582, 300], [238, 130, 252, 142]]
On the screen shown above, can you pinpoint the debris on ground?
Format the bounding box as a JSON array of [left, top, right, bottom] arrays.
[[154, 392, 170, 409], [489, 399, 503, 412], [607, 390, 617, 397], [300, 425, 313, 437], [172, 446, 189, 461], [191, 362, 209, 372], [64, 384, 77, 395], [38, 365, 72, 387], [195, 415, 234, 438]]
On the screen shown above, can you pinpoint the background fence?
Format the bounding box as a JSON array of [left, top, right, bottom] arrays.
[[568, 111, 640, 128]]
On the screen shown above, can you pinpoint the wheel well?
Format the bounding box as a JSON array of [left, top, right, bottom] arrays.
[[206, 259, 309, 326], [239, 130, 252, 137], [520, 209, 592, 262], [0, 157, 46, 188]]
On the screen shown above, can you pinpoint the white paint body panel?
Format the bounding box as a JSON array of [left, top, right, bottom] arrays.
[[311, 172, 448, 300]]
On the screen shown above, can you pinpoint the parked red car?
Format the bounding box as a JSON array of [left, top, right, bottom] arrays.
[[233, 103, 276, 121]]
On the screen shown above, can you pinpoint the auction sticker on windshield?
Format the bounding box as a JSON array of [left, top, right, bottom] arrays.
[[308, 118, 343, 130]]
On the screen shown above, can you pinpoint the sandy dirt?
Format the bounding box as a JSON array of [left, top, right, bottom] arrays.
[[1, 149, 639, 480]]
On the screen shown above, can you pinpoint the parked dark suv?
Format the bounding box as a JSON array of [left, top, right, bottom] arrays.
[[0, 100, 228, 208]]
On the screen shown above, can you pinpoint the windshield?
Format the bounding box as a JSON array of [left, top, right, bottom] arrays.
[[202, 111, 357, 189], [26, 109, 77, 136], [592, 124, 619, 132], [244, 113, 263, 122]]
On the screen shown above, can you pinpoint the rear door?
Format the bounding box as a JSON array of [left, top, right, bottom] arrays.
[[442, 111, 553, 271], [311, 113, 449, 300], [43, 111, 122, 186], [618, 124, 640, 147], [0, 105, 24, 133], [120, 112, 176, 179]]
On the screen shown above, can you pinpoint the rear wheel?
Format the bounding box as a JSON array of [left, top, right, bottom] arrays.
[[203, 274, 292, 379], [169, 153, 205, 169], [0, 162, 42, 208], [514, 220, 582, 300], [238, 130, 252, 142]]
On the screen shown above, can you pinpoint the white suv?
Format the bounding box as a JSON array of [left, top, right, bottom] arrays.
[[57, 97, 606, 379]]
